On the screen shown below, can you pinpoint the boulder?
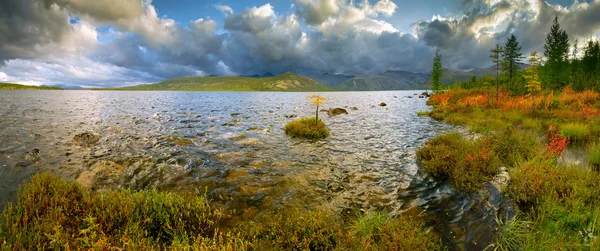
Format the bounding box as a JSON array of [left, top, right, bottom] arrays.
[[327, 108, 348, 116], [379, 102, 387, 107], [73, 132, 100, 146]]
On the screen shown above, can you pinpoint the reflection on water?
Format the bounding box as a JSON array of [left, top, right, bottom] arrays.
[[0, 90, 498, 249]]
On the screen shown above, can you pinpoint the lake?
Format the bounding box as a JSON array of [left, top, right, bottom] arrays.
[[0, 90, 498, 249]]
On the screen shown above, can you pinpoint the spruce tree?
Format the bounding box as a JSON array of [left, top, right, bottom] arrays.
[[431, 49, 443, 92], [502, 34, 524, 93], [544, 16, 570, 90], [490, 44, 503, 102]]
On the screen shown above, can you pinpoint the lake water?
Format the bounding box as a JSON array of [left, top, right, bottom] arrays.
[[0, 90, 501, 250]]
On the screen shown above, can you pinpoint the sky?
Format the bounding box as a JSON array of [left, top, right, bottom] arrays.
[[0, 0, 599, 87]]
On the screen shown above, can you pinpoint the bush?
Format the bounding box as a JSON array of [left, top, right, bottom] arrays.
[[417, 133, 500, 192], [284, 117, 329, 139], [560, 123, 589, 142], [490, 129, 539, 167]]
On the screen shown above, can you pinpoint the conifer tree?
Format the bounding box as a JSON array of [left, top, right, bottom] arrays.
[[525, 51, 542, 107], [544, 16, 570, 89], [490, 44, 503, 102], [502, 34, 523, 83], [431, 49, 443, 92]]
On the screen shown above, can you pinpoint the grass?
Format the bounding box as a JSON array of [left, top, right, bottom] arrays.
[[284, 117, 329, 139], [0, 173, 444, 250], [560, 122, 589, 142], [0, 83, 62, 90], [416, 132, 500, 192], [424, 87, 600, 249], [485, 212, 532, 251]]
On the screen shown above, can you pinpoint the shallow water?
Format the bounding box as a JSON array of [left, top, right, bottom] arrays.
[[0, 90, 501, 250]]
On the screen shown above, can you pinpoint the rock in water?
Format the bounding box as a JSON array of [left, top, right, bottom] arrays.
[[77, 160, 126, 189], [73, 132, 100, 146], [25, 149, 40, 161], [327, 108, 348, 116], [350, 107, 359, 110], [379, 102, 387, 107]]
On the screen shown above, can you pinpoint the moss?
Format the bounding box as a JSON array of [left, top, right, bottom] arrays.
[[284, 117, 329, 139]]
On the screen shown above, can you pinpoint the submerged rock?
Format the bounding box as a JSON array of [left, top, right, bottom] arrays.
[[327, 108, 348, 116], [166, 136, 194, 146], [77, 160, 126, 189], [285, 114, 297, 119], [25, 149, 40, 161], [73, 132, 100, 146], [379, 102, 387, 107], [350, 107, 359, 110]]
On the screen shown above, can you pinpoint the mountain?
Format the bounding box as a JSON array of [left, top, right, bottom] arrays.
[[48, 84, 82, 89], [248, 72, 275, 78], [0, 83, 62, 90], [117, 72, 332, 92], [337, 71, 431, 91], [307, 73, 355, 88]]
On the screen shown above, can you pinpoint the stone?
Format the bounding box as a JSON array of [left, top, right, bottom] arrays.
[[379, 102, 387, 107], [25, 149, 40, 161], [327, 108, 348, 116], [77, 160, 126, 188], [73, 132, 100, 146]]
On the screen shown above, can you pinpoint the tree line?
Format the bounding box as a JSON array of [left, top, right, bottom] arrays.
[[431, 16, 600, 96]]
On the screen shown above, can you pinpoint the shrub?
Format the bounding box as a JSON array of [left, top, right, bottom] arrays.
[[284, 117, 329, 139], [490, 129, 539, 167], [417, 133, 500, 192], [560, 123, 589, 142]]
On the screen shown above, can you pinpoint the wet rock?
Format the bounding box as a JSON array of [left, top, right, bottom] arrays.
[[407, 96, 413, 98], [238, 138, 264, 147], [320, 109, 329, 113], [285, 114, 297, 119], [231, 113, 241, 117], [419, 96, 425, 98], [25, 149, 40, 161], [327, 108, 348, 116], [73, 132, 100, 146], [77, 160, 126, 189], [489, 166, 510, 192], [421, 92, 430, 97], [350, 107, 359, 110], [166, 136, 193, 146], [379, 102, 387, 107]]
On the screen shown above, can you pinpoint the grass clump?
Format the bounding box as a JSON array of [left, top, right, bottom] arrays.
[[560, 122, 589, 142], [0, 173, 224, 250], [0, 173, 444, 250], [486, 212, 532, 251], [588, 143, 600, 170], [416, 132, 500, 192], [284, 117, 329, 139]]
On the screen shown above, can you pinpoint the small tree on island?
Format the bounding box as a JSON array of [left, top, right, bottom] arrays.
[[525, 51, 542, 108], [307, 94, 327, 124]]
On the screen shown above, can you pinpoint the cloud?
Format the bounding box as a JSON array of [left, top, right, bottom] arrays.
[[414, 0, 600, 70], [1, 0, 600, 87]]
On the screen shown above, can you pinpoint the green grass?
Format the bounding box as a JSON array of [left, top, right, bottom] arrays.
[[560, 122, 589, 142], [416, 110, 430, 116], [0, 173, 444, 250], [284, 117, 329, 139], [485, 212, 532, 251], [0, 83, 62, 90], [588, 143, 600, 169], [104, 72, 334, 92], [416, 132, 500, 192]]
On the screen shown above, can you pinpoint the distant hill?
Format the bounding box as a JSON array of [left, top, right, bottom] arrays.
[[337, 71, 431, 91], [117, 72, 332, 92], [307, 73, 355, 88], [0, 83, 62, 90]]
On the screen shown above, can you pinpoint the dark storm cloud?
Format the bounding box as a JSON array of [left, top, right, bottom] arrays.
[[414, 0, 600, 69], [2, 0, 600, 86]]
